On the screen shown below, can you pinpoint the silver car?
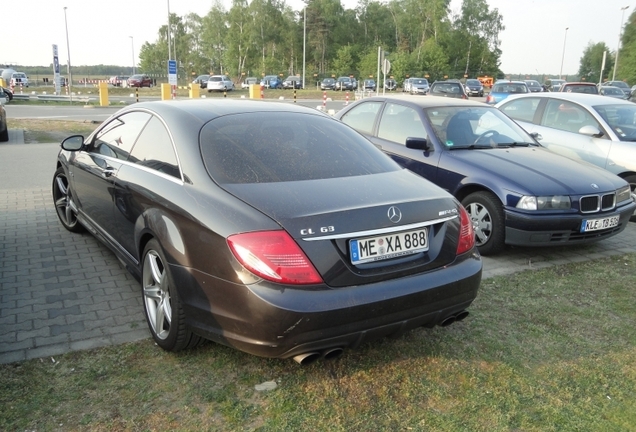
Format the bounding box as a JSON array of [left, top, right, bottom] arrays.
[[496, 92, 636, 219], [206, 75, 234, 92]]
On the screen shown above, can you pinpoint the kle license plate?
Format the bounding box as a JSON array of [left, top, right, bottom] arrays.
[[349, 228, 428, 265], [581, 215, 619, 232]]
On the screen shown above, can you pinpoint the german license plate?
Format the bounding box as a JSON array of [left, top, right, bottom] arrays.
[[349, 228, 428, 265], [581, 215, 619, 232]]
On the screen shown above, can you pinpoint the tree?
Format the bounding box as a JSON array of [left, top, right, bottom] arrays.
[[578, 42, 613, 84], [616, 9, 636, 84]]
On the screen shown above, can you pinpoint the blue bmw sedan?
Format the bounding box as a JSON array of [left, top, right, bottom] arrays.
[[336, 96, 636, 255]]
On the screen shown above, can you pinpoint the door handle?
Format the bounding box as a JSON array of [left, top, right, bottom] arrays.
[[101, 167, 117, 178]]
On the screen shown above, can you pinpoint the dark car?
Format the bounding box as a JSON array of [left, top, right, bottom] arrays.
[[0, 101, 7, 142], [261, 75, 283, 89], [52, 99, 481, 364], [336, 96, 635, 255], [524, 80, 543, 93], [599, 86, 628, 99], [384, 79, 397, 91], [602, 80, 631, 97], [320, 78, 336, 90], [282, 76, 302, 89], [192, 74, 210, 89], [363, 79, 376, 91], [1, 85, 13, 102], [335, 76, 354, 91], [559, 82, 598, 94], [464, 79, 484, 97], [127, 74, 153, 88], [429, 81, 468, 99]]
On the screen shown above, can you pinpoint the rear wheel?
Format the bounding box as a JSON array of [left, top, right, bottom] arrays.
[[52, 167, 84, 233], [142, 239, 202, 351], [461, 191, 505, 255], [0, 126, 7, 142]]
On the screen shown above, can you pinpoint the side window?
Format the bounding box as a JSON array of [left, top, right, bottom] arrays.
[[499, 98, 540, 123], [542, 100, 601, 134], [89, 112, 151, 160], [378, 103, 427, 144], [339, 101, 382, 135], [128, 116, 180, 179]]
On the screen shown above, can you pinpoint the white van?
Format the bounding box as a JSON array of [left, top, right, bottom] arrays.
[[11, 72, 29, 88]]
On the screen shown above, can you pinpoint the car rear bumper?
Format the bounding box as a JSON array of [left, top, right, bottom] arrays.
[[504, 203, 636, 247], [172, 251, 482, 359]]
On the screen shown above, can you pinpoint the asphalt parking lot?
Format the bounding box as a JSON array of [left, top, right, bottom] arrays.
[[2, 137, 636, 365]]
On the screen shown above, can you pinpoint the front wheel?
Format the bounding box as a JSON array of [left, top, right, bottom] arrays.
[[52, 167, 85, 233], [142, 239, 202, 351], [461, 191, 505, 255]]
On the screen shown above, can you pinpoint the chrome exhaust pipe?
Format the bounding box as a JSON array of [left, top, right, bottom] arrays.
[[293, 352, 321, 365], [440, 315, 456, 327], [323, 347, 344, 360], [455, 310, 469, 322]]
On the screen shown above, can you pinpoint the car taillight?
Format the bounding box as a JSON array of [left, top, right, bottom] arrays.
[[227, 231, 323, 285], [456, 206, 475, 255], [486, 95, 494, 103]]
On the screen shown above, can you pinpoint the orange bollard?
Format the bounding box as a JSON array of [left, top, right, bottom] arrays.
[[260, 85, 264, 99]]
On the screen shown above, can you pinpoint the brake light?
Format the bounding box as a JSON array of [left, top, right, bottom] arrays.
[[456, 206, 475, 255], [227, 231, 323, 285]]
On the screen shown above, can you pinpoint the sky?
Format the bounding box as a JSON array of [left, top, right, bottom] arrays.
[[1, 0, 632, 76]]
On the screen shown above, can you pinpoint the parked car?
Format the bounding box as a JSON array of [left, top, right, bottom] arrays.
[[10, 72, 29, 88], [524, 80, 543, 93], [559, 82, 599, 94], [543, 79, 566, 92], [335, 76, 354, 91], [127, 74, 153, 88], [192, 74, 210, 89], [464, 79, 484, 97], [261, 75, 283, 89], [599, 86, 628, 99], [206, 75, 234, 92], [51, 99, 482, 363], [409, 78, 430, 95], [1, 85, 13, 102], [403, 78, 412, 93], [601, 80, 631, 97], [241, 77, 259, 89], [384, 79, 397, 91], [496, 92, 636, 220], [109, 76, 129, 87], [0, 99, 7, 142], [429, 81, 468, 99], [485, 80, 528, 104], [320, 78, 336, 90], [282, 76, 302, 89], [336, 95, 636, 254], [363, 79, 377, 91]]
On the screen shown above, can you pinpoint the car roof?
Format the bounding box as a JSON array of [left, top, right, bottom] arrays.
[[351, 95, 486, 108], [562, 82, 596, 86], [496, 92, 633, 107]]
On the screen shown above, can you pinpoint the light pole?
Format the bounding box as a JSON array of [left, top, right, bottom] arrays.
[[129, 36, 135, 75], [63, 6, 73, 102], [613, 5, 630, 81], [559, 27, 568, 80]]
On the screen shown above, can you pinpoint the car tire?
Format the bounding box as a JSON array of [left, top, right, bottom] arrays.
[[461, 191, 505, 256], [0, 126, 8, 142], [142, 238, 202, 352], [623, 174, 636, 222], [52, 167, 85, 233]]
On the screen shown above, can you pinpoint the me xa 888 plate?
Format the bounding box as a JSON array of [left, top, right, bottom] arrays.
[[349, 228, 428, 265]]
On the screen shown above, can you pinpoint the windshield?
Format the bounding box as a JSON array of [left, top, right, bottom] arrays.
[[492, 83, 528, 94], [564, 84, 598, 94], [525, 80, 540, 87], [466, 80, 481, 86], [425, 106, 536, 149], [412, 79, 428, 85], [604, 88, 624, 95]]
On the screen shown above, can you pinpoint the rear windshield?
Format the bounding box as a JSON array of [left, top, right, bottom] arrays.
[[492, 83, 528, 93], [563, 84, 598, 94], [200, 112, 399, 184]]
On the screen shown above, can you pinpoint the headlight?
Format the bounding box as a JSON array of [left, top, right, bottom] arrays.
[[516, 195, 571, 210], [616, 185, 632, 203]]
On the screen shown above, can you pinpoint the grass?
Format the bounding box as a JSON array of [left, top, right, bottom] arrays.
[[2, 253, 636, 431], [7, 119, 100, 143]]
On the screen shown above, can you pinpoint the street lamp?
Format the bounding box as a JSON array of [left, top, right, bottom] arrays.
[[129, 36, 135, 75], [63, 6, 73, 102], [559, 27, 568, 80], [613, 5, 630, 81]]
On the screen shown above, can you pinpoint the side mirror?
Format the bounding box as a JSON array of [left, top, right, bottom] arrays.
[[61, 135, 85, 151], [578, 125, 603, 138], [405, 137, 431, 151], [529, 132, 542, 141]]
